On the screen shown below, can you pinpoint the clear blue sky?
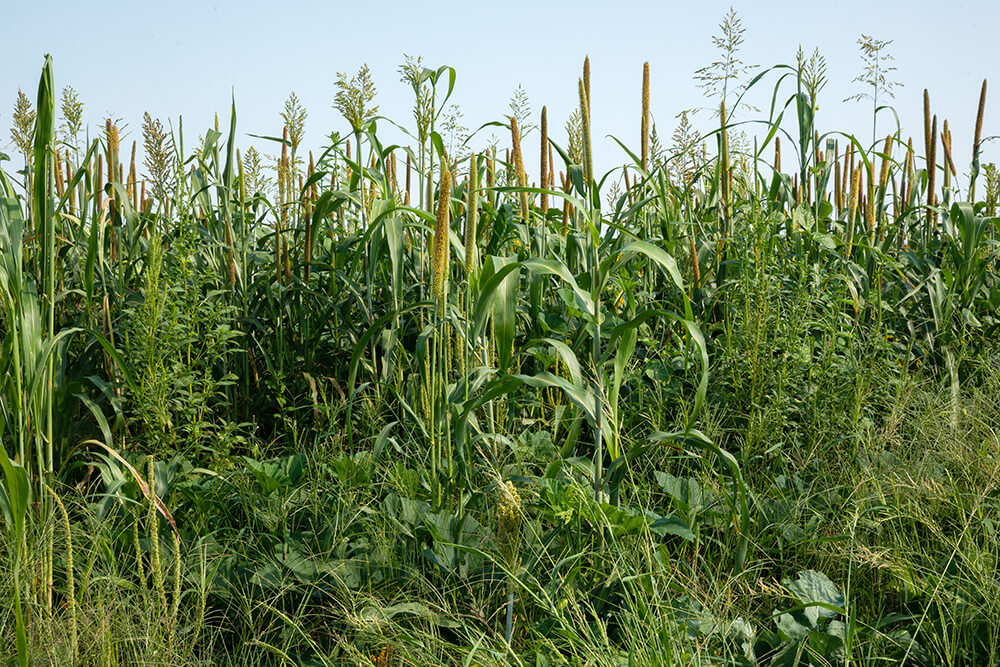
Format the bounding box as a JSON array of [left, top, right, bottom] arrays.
[[3, 0, 997, 190]]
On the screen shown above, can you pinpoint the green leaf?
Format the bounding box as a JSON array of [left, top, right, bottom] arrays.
[[785, 570, 845, 625], [473, 256, 520, 370]]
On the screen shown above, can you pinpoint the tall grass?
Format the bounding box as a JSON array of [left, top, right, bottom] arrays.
[[0, 35, 997, 666]]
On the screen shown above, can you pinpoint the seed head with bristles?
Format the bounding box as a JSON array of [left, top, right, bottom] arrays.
[[432, 158, 452, 300], [540, 106, 549, 214], [105, 119, 120, 163], [578, 78, 593, 184], [848, 166, 861, 242], [510, 115, 529, 219], [496, 480, 523, 545], [922, 89, 932, 164], [641, 62, 650, 172]]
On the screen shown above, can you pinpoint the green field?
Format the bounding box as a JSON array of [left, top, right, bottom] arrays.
[[1, 35, 999, 666]]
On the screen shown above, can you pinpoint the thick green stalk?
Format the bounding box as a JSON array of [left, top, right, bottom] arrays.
[[32, 56, 55, 481]]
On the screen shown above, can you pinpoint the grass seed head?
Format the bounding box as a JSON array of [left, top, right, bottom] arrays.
[[432, 158, 452, 299], [641, 62, 650, 171]]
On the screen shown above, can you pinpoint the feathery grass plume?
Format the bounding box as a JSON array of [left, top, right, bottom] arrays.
[[564, 108, 584, 166], [281, 92, 307, 198], [844, 35, 900, 147], [583, 56, 591, 117], [281, 91, 308, 153], [510, 116, 529, 219], [540, 106, 548, 214], [508, 84, 535, 138], [59, 85, 84, 148], [242, 145, 268, 196], [985, 162, 999, 214], [774, 136, 781, 174], [334, 64, 379, 133], [650, 121, 664, 167], [10, 89, 36, 166], [432, 158, 452, 300], [465, 153, 479, 273], [399, 54, 433, 148], [847, 165, 861, 252], [46, 485, 77, 662], [578, 78, 593, 184], [641, 62, 650, 171], [970, 79, 988, 199]]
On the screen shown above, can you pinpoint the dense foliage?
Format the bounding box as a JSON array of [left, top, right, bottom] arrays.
[[1, 42, 998, 666]]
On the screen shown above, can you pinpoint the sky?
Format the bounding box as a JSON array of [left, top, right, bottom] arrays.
[[2, 0, 997, 193]]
